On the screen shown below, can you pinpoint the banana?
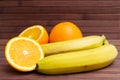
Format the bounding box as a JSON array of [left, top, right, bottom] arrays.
[[41, 35, 105, 56], [36, 44, 118, 74]]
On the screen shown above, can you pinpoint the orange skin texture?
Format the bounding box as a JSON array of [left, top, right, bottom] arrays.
[[38, 28, 49, 44], [50, 22, 83, 42]]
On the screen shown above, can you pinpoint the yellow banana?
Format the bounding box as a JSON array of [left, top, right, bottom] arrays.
[[41, 35, 105, 56], [36, 44, 118, 74]]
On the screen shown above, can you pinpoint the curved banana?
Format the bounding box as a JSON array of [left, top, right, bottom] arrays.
[[36, 44, 118, 74], [41, 35, 105, 56]]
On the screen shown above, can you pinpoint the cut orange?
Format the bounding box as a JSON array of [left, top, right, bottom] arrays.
[[5, 37, 44, 72], [50, 22, 83, 42], [19, 25, 49, 44]]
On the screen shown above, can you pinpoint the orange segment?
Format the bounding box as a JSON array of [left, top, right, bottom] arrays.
[[5, 37, 44, 72], [19, 25, 49, 44], [50, 22, 83, 42]]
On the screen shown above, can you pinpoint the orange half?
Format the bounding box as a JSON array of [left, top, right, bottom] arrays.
[[5, 37, 44, 72], [19, 25, 49, 44]]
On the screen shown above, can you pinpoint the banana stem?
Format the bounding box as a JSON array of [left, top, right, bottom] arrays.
[[101, 35, 109, 45], [104, 40, 109, 45], [101, 34, 106, 40]]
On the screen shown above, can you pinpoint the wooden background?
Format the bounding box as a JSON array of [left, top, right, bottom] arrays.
[[0, 0, 120, 39]]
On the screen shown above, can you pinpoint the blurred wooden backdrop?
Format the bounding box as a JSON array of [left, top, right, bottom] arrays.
[[0, 0, 120, 39]]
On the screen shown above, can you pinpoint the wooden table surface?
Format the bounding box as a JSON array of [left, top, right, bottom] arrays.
[[0, 39, 120, 80]]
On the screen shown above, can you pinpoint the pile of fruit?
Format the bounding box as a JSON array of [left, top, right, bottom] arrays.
[[5, 22, 118, 74]]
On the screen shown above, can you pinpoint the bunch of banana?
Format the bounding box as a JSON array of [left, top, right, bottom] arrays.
[[36, 35, 118, 74]]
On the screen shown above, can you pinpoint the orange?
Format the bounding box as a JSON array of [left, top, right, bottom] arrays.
[[19, 25, 49, 44], [5, 37, 44, 72], [50, 22, 83, 42]]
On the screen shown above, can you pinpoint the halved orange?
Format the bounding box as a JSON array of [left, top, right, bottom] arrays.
[[19, 25, 49, 44], [5, 37, 44, 72]]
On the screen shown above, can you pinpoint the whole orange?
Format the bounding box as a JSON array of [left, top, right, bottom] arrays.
[[49, 22, 83, 42]]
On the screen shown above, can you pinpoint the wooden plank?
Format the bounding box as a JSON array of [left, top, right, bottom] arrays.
[[0, 1, 19, 7], [109, 40, 120, 46], [0, 33, 19, 39], [0, 14, 83, 20], [21, 1, 120, 7], [0, 20, 119, 27], [83, 33, 120, 39], [81, 26, 120, 33], [0, 45, 5, 51], [0, 27, 26, 33], [0, 14, 119, 20], [2, 6, 120, 14], [83, 14, 120, 20], [0, 7, 3, 13], [0, 65, 120, 80], [0, 39, 8, 46], [20, 0, 119, 1]]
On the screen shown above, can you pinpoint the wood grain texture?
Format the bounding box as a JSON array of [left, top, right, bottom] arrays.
[[0, 1, 19, 7], [2, 6, 120, 14], [1, 26, 120, 33], [0, 39, 120, 80], [83, 14, 120, 20], [0, 14, 84, 20], [0, 0, 120, 39], [21, 1, 120, 7], [0, 14, 119, 20]]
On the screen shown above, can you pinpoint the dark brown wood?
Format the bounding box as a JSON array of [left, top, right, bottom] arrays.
[[0, 14, 84, 20], [21, 1, 120, 7], [0, 14, 119, 20], [0, 1, 19, 7], [0, 20, 119, 27], [0, 20, 119, 32], [0, 39, 120, 80], [83, 14, 120, 20], [2, 6, 120, 14], [1, 26, 120, 33]]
